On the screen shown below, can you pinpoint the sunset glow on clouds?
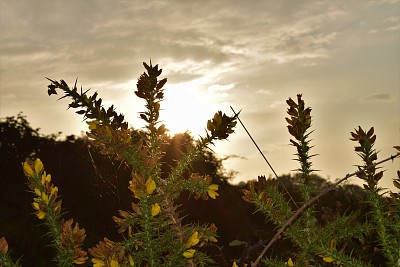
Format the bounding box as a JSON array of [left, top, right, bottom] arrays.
[[1, 0, 399, 188]]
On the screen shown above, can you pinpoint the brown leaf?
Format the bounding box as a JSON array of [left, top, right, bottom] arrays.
[[286, 98, 296, 107], [242, 189, 253, 202], [0, 237, 8, 254], [367, 127, 374, 137], [157, 78, 167, 90], [393, 180, 400, 190], [374, 171, 383, 182]]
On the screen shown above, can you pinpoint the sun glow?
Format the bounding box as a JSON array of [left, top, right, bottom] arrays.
[[160, 81, 218, 137]]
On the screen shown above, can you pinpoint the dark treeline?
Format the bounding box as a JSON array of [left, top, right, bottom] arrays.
[[1, 114, 369, 266]]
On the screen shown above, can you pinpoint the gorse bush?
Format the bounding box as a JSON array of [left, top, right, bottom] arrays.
[[0, 61, 399, 267], [241, 95, 400, 266]]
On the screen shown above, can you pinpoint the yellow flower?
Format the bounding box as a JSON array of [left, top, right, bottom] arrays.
[[23, 161, 34, 177], [185, 231, 200, 248], [232, 262, 247, 267], [128, 254, 135, 266], [105, 126, 112, 137], [73, 258, 86, 265], [23, 159, 43, 177], [32, 202, 40, 210], [41, 192, 49, 204], [110, 259, 119, 267], [87, 120, 99, 130], [36, 210, 46, 219], [92, 258, 105, 267], [34, 188, 42, 197], [128, 181, 141, 199], [207, 184, 219, 199], [50, 186, 58, 197], [323, 257, 335, 263], [183, 249, 196, 258], [41, 172, 51, 185], [286, 258, 294, 266], [145, 177, 156, 195], [151, 203, 161, 217], [209, 236, 218, 242], [34, 158, 44, 174]]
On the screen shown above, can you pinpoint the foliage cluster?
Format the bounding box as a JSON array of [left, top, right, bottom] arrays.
[[1, 113, 263, 266], [241, 95, 400, 267], [1, 62, 399, 267]]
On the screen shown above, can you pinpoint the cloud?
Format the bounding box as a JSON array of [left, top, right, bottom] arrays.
[[269, 101, 286, 109], [368, 24, 400, 33], [208, 83, 235, 91], [367, 0, 400, 6], [0, 0, 347, 93], [360, 93, 396, 102], [256, 90, 273, 95], [385, 16, 400, 23], [368, 15, 400, 34]]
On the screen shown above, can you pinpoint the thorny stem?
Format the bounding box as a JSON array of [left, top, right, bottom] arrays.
[[158, 181, 184, 242], [159, 186, 196, 267], [251, 152, 400, 267], [142, 197, 157, 267]]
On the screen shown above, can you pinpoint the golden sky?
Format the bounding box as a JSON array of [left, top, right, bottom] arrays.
[[1, 0, 399, 189]]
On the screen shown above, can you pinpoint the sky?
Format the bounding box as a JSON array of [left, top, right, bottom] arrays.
[[1, 0, 399, 189]]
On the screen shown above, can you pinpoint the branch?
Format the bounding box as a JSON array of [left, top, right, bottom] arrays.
[[230, 106, 299, 209], [230, 106, 278, 179], [251, 152, 400, 267]]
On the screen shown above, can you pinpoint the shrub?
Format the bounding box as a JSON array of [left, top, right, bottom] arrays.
[[0, 62, 399, 267]]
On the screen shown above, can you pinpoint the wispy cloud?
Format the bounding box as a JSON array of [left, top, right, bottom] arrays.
[[0, 0, 348, 92], [367, 0, 400, 6], [360, 93, 396, 102], [368, 15, 400, 34], [385, 16, 400, 23], [208, 83, 235, 91]]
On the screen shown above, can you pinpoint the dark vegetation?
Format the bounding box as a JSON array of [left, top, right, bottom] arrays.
[[0, 113, 373, 267]]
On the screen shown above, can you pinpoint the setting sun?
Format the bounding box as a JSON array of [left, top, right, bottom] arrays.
[[160, 80, 218, 137]]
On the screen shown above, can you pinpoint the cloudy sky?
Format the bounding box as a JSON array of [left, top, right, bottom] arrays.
[[1, 0, 399, 189]]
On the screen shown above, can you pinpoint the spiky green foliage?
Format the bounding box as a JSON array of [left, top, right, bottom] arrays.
[[20, 158, 88, 266], [43, 61, 238, 266], [350, 127, 400, 266], [242, 94, 400, 267]]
